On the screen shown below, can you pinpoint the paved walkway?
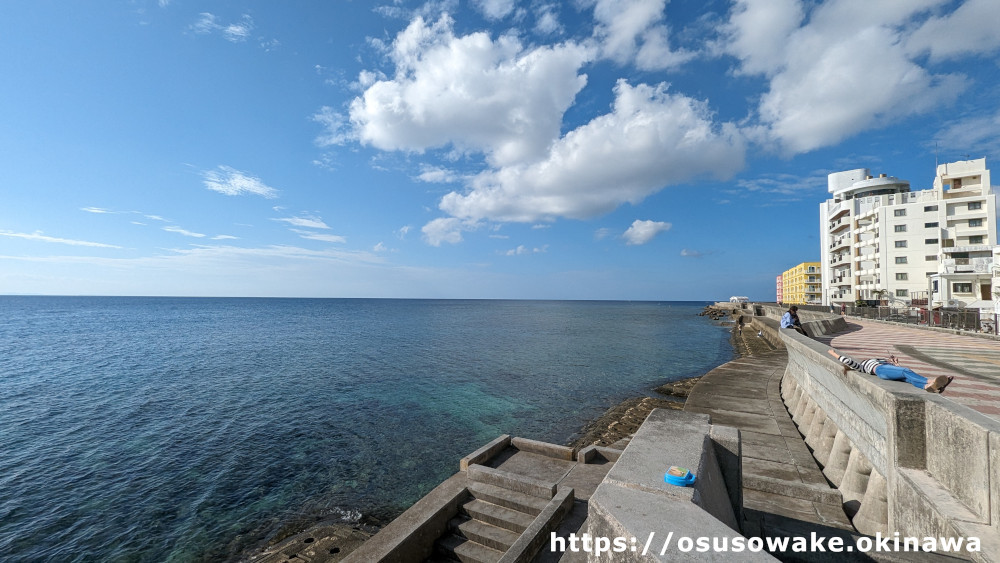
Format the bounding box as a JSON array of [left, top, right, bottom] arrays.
[[684, 347, 858, 551], [813, 318, 1000, 419]]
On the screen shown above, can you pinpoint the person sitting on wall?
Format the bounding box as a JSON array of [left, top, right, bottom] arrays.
[[826, 348, 953, 393], [780, 305, 808, 336]]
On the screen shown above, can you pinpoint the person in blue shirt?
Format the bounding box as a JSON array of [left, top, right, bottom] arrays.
[[780, 306, 808, 336]]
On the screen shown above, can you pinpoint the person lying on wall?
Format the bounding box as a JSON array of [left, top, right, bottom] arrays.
[[780, 305, 808, 336], [826, 349, 953, 394]]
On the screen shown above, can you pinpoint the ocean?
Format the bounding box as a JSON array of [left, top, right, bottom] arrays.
[[0, 297, 733, 561]]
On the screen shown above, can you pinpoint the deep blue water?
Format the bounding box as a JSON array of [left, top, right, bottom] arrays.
[[0, 297, 732, 561]]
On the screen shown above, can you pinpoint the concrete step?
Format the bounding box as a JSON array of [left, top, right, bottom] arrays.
[[608, 436, 631, 450], [467, 481, 548, 516], [466, 464, 555, 499], [434, 533, 504, 563], [460, 498, 536, 533], [449, 515, 521, 552], [743, 473, 843, 505]]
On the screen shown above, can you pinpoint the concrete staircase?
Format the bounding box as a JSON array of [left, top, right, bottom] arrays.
[[429, 475, 550, 562]]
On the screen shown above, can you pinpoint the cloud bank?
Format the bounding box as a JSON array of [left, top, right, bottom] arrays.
[[327, 0, 1000, 245]]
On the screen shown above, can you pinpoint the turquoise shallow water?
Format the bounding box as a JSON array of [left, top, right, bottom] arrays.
[[0, 297, 732, 561]]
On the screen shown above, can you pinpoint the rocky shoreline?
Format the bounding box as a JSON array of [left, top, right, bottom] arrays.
[[240, 305, 740, 562]]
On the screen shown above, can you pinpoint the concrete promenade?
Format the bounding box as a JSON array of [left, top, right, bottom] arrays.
[[814, 318, 1000, 420], [684, 342, 859, 553], [685, 312, 1000, 561]]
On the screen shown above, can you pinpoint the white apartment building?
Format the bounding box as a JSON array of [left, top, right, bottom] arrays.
[[819, 158, 997, 309]]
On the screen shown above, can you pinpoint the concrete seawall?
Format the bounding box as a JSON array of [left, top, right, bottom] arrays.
[[713, 303, 1000, 561], [727, 303, 999, 561], [778, 323, 1000, 560]]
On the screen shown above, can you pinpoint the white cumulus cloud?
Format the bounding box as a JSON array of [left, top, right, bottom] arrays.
[[422, 217, 479, 246], [348, 15, 592, 168], [591, 0, 693, 70], [622, 219, 671, 245], [474, 0, 516, 20], [719, 0, 966, 154], [437, 80, 745, 223], [905, 0, 1000, 62]]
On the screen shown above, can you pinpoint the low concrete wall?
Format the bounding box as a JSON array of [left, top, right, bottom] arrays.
[[499, 487, 575, 563], [512, 436, 574, 461], [461, 434, 511, 470], [342, 473, 469, 563], [779, 329, 1000, 561], [586, 409, 774, 561], [747, 316, 782, 350], [757, 304, 848, 337]]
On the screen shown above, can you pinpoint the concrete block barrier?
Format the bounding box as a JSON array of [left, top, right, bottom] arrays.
[[511, 436, 574, 461], [586, 408, 773, 561], [460, 434, 511, 471]]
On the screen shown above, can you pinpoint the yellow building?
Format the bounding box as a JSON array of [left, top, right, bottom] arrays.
[[782, 262, 822, 304]]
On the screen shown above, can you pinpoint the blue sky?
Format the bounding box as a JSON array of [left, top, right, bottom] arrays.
[[2, 0, 998, 300]]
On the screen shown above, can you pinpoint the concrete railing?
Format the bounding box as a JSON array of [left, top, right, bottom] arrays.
[[778, 329, 1000, 561]]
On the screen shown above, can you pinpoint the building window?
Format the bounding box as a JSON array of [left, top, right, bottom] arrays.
[[970, 235, 984, 244], [895, 256, 907, 264], [933, 280, 938, 292], [925, 238, 939, 244], [808, 267, 815, 273], [926, 255, 936, 261], [969, 218, 983, 227], [924, 205, 938, 212], [895, 240, 907, 248], [894, 225, 907, 232], [896, 289, 908, 297], [893, 209, 906, 217], [953, 283, 973, 293], [925, 222, 938, 228], [969, 202, 982, 210], [895, 273, 908, 281]]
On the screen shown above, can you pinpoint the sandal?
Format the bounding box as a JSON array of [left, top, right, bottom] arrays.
[[925, 376, 953, 393], [937, 376, 954, 394]]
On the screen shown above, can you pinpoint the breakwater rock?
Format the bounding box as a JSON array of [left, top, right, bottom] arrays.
[[698, 305, 732, 320]]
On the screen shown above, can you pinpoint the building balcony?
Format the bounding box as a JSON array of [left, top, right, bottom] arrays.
[[830, 221, 851, 234], [942, 244, 994, 254], [829, 205, 850, 220], [829, 236, 850, 251], [942, 188, 986, 200]]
